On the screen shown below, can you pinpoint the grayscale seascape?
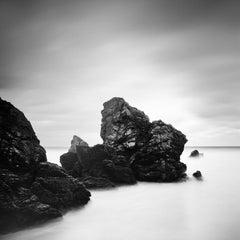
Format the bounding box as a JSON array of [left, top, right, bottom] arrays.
[[1, 0, 239, 238]]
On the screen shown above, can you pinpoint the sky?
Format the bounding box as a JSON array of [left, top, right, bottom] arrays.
[[0, 0, 239, 147]]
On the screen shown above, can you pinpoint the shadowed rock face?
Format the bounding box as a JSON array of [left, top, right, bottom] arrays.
[[0, 98, 46, 172], [60, 143, 136, 188], [101, 98, 187, 182], [101, 97, 149, 152], [61, 97, 187, 186], [0, 98, 90, 234]]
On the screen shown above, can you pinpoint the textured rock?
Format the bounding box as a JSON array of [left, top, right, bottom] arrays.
[[68, 135, 88, 153], [101, 97, 187, 182], [0, 98, 90, 233], [81, 176, 115, 189], [101, 97, 149, 153], [0, 97, 46, 172], [61, 97, 187, 185], [77, 144, 136, 186], [193, 170, 202, 179], [32, 162, 90, 209], [60, 152, 82, 178], [60, 137, 136, 188]]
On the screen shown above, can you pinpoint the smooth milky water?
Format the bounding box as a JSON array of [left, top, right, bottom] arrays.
[[2, 147, 240, 240]]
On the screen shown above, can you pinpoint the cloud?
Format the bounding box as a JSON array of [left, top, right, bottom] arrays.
[[0, 0, 239, 146]]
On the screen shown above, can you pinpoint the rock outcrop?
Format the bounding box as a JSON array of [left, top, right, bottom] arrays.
[[101, 98, 187, 182], [60, 97, 187, 186], [0, 98, 90, 233], [60, 143, 136, 188]]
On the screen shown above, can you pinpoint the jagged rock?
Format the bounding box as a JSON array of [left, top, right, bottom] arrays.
[[0, 98, 90, 233], [76, 144, 136, 185], [189, 150, 200, 157], [0, 98, 46, 172], [32, 162, 90, 209], [60, 137, 136, 188], [68, 135, 88, 153], [101, 97, 149, 153], [193, 170, 202, 179], [0, 172, 62, 233], [61, 97, 187, 185], [60, 152, 82, 178], [101, 97, 187, 182]]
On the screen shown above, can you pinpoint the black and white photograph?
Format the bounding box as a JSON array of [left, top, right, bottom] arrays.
[[0, 0, 239, 239]]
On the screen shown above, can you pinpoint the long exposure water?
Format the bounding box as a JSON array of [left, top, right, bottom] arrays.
[[2, 147, 240, 240]]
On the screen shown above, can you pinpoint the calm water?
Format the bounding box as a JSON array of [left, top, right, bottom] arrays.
[[2, 147, 240, 240]]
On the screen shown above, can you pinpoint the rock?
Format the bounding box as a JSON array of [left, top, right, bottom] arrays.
[[32, 162, 90, 209], [60, 137, 136, 188], [60, 152, 82, 178], [189, 150, 200, 157], [0, 97, 46, 172], [101, 97, 149, 153], [68, 135, 88, 153], [61, 97, 187, 185], [0, 98, 90, 233], [76, 144, 136, 186], [81, 176, 115, 189], [193, 170, 202, 179], [101, 97, 187, 182]]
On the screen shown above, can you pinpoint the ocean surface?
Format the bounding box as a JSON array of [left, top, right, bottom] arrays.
[[2, 147, 240, 240]]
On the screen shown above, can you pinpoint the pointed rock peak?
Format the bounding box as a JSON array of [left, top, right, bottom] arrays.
[[68, 135, 89, 153]]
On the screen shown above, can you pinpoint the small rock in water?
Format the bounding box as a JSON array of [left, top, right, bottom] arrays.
[[189, 150, 201, 157], [193, 170, 202, 179]]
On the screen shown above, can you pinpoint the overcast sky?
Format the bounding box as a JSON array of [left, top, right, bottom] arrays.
[[0, 0, 239, 147]]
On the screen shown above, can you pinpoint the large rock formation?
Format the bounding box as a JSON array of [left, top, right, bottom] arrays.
[[0, 98, 90, 233], [60, 142, 136, 188], [101, 98, 187, 182], [60, 97, 187, 186]]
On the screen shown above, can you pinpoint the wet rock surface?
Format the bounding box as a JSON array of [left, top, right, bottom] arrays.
[[61, 97, 187, 186], [0, 98, 90, 234]]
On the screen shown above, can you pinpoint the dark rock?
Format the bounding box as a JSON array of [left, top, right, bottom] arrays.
[[0, 98, 46, 172], [76, 144, 136, 186], [61, 97, 187, 185], [81, 176, 115, 189], [193, 170, 202, 179], [60, 152, 82, 178], [0, 98, 90, 233], [68, 135, 88, 153], [60, 136, 136, 188], [31, 162, 90, 210], [101, 97, 187, 182], [100, 97, 149, 153], [189, 150, 200, 157]]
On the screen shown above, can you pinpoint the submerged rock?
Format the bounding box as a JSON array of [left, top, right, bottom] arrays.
[[0, 98, 90, 234], [61, 97, 187, 185], [193, 170, 202, 179]]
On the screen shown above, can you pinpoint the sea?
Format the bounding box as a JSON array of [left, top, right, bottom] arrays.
[[2, 147, 240, 240]]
